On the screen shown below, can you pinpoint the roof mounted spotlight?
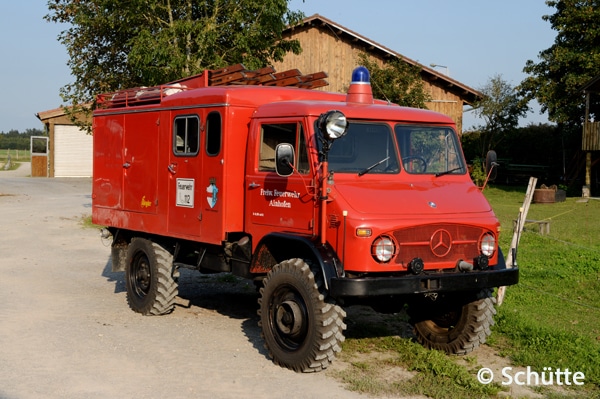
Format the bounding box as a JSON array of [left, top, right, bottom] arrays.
[[318, 110, 348, 142]]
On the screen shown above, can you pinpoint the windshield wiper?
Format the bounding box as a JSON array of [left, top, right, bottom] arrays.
[[435, 166, 464, 177], [358, 157, 390, 176]]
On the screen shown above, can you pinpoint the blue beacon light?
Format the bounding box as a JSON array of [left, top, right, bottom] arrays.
[[347, 66, 373, 104], [351, 66, 370, 84]]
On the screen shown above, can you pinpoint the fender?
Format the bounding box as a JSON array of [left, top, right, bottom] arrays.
[[250, 232, 343, 290]]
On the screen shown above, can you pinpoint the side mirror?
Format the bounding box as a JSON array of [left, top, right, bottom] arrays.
[[275, 143, 295, 177], [485, 150, 498, 181]]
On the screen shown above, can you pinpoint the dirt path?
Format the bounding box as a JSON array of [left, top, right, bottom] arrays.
[[0, 165, 543, 399], [0, 172, 367, 399]]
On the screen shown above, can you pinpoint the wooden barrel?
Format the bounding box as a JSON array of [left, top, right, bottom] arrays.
[[533, 188, 555, 204]]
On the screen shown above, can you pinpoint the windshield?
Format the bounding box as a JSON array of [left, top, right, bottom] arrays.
[[323, 121, 465, 176], [394, 125, 465, 175], [326, 122, 400, 174]]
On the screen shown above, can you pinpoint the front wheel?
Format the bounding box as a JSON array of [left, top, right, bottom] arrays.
[[258, 259, 346, 372], [408, 289, 496, 355], [125, 238, 178, 315]]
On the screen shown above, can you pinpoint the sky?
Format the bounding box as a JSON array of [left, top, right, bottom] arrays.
[[0, 1, 557, 133]]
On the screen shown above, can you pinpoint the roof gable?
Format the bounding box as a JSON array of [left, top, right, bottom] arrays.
[[285, 14, 481, 105]]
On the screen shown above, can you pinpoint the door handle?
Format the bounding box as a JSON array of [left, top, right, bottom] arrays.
[[248, 182, 261, 189], [168, 163, 177, 174], [123, 162, 131, 169]]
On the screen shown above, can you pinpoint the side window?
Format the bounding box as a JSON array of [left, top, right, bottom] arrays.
[[173, 115, 200, 156], [259, 122, 309, 174], [206, 111, 221, 156]]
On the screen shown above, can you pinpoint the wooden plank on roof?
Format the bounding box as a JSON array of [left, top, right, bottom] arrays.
[[265, 76, 302, 87], [210, 63, 246, 78], [298, 79, 328, 89], [271, 69, 302, 80], [211, 71, 249, 85], [245, 66, 276, 77], [243, 67, 277, 85], [255, 73, 277, 84], [298, 71, 328, 82]]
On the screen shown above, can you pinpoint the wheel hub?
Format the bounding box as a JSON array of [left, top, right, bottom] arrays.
[[134, 258, 151, 294], [275, 300, 303, 336], [432, 310, 459, 329]]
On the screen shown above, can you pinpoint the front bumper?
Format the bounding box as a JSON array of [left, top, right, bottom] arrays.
[[329, 267, 519, 299]]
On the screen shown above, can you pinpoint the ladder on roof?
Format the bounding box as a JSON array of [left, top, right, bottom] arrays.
[[96, 64, 329, 109]]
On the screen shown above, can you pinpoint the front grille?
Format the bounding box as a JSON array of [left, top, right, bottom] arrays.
[[392, 224, 484, 267]]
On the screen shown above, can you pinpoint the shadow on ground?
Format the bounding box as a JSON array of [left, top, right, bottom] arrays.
[[102, 260, 416, 361]]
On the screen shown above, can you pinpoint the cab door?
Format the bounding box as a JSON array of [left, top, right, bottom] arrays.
[[245, 120, 316, 237], [167, 113, 203, 237]]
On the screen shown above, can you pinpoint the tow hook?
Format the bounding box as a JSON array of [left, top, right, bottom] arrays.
[[457, 260, 473, 272]]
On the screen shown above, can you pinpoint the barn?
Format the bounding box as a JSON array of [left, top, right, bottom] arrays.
[[37, 14, 480, 178], [35, 107, 92, 178], [273, 14, 482, 133]]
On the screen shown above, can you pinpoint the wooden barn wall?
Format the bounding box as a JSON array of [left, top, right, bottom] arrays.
[[273, 27, 356, 93], [273, 26, 465, 133], [425, 85, 464, 133]]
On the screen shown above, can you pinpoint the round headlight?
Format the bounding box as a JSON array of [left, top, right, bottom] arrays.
[[480, 233, 496, 257], [372, 235, 395, 263], [319, 110, 348, 140]]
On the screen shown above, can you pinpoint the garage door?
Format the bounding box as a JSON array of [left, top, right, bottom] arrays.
[[54, 125, 93, 177]]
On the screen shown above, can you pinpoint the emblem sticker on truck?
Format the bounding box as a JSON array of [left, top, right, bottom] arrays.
[[206, 178, 219, 208], [176, 178, 195, 208]]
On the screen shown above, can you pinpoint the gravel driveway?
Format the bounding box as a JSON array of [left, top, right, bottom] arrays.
[[0, 164, 366, 399]]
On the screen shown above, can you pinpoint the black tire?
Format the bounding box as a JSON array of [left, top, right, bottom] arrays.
[[409, 289, 496, 355], [125, 238, 178, 315], [258, 259, 346, 372]]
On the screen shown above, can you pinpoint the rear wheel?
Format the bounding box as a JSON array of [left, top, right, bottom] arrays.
[[125, 238, 178, 315], [409, 290, 496, 355], [258, 259, 346, 372]]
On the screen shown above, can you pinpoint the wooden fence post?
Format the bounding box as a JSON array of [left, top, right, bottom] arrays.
[[497, 176, 537, 305]]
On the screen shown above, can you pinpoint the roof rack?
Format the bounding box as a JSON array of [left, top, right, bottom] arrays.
[[96, 64, 329, 109]]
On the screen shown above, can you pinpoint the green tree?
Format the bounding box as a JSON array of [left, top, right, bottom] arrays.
[[45, 0, 304, 119], [0, 128, 44, 150], [357, 53, 431, 108], [471, 74, 529, 156], [519, 0, 600, 127]]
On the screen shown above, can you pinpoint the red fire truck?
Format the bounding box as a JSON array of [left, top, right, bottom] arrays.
[[92, 64, 518, 372]]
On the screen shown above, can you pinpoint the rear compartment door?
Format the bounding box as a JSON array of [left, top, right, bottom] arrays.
[[92, 114, 124, 210], [167, 113, 203, 237], [122, 113, 158, 214]]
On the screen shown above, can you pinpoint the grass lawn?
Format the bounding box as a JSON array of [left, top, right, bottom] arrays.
[[0, 149, 30, 163], [0, 149, 31, 172], [485, 185, 600, 398]]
